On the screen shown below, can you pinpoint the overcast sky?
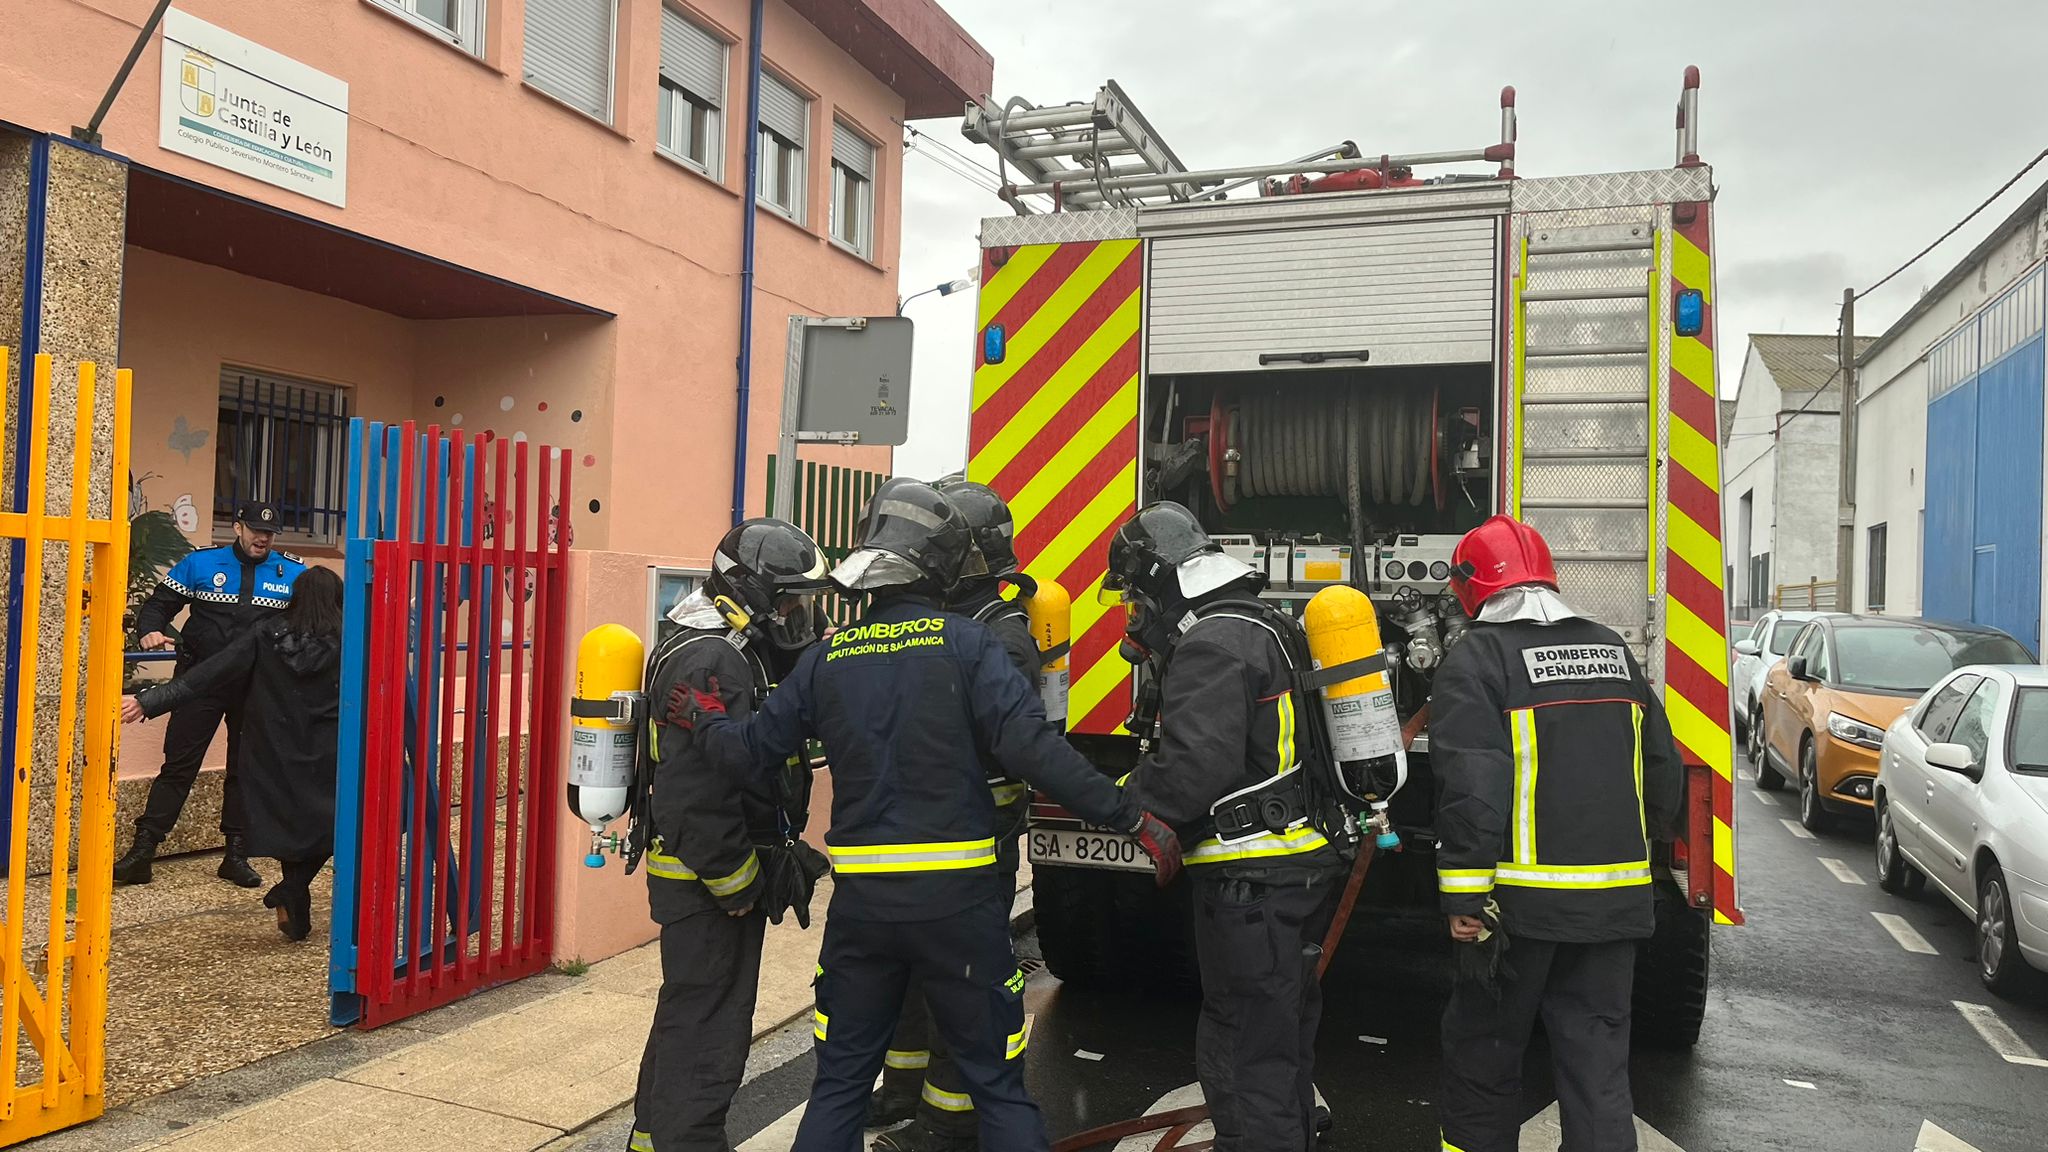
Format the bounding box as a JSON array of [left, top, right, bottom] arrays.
[[890, 0, 2048, 478]]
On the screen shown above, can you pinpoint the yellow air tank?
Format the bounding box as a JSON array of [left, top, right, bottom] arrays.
[[1026, 579, 1071, 725], [569, 623, 646, 867], [1304, 586, 1407, 848]]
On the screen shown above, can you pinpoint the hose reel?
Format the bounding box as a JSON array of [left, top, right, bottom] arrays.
[[1211, 383, 1447, 519]]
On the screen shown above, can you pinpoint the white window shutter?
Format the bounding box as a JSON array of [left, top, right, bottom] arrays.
[[758, 72, 808, 144], [659, 7, 724, 108], [524, 0, 616, 121], [832, 121, 874, 180]]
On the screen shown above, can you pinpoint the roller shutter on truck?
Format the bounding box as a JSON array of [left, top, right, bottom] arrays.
[[1145, 217, 1499, 374]]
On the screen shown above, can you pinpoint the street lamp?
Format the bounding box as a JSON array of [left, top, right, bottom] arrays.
[[898, 276, 975, 315]]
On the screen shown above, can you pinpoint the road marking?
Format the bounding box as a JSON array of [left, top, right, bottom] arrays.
[[1872, 912, 1939, 954], [1751, 790, 1779, 806], [1916, 1120, 1985, 1151], [1782, 1079, 1817, 1090], [1519, 1102, 1686, 1150], [1953, 1001, 2048, 1067], [1818, 857, 1867, 885], [1780, 818, 1816, 840]]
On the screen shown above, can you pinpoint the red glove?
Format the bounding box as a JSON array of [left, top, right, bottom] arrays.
[[1129, 812, 1182, 889], [663, 675, 727, 731]]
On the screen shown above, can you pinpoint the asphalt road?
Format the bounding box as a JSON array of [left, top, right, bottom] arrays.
[[718, 757, 2048, 1152]]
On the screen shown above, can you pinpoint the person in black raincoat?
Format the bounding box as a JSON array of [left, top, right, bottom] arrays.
[[121, 566, 345, 941]]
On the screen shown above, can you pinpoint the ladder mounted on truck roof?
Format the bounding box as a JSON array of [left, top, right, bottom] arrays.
[[965, 79, 1522, 216]]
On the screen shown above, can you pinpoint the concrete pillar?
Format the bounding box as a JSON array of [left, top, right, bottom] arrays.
[[0, 130, 127, 876]]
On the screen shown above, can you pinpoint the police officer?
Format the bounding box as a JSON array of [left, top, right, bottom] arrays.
[[1107, 502, 1344, 1152], [870, 478, 1042, 1151], [627, 518, 834, 1152], [678, 478, 1181, 1152], [1431, 515, 1685, 1152], [114, 501, 307, 887]]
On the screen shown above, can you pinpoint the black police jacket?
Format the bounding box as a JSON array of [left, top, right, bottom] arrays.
[[700, 594, 1137, 922], [1431, 614, 1687, 943], [642, 625, 807, 923], [133, 542, 308, 666], [1122, 599, 1343, 883]]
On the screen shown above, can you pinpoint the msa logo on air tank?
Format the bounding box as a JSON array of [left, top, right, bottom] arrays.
[[1522, 644, 1630, 685]]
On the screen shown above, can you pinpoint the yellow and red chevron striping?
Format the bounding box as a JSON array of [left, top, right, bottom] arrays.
[[971, 239, 1144, 736], [1661, 206, 1741, 926]]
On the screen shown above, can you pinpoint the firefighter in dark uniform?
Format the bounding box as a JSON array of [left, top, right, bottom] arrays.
[[1107, 502, 1345, 1152], [114, 500, 308, 888], [627, 518, 834, 1152], [1431, 515, 1685, 1152], [676, 479, 1181, 1152], [871, 478, 1043, 1151]]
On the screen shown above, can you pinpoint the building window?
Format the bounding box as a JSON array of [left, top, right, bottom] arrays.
[[830, 120, 875, 257], [657, 5, 725, 176], [1868, 522, 1889, 613], [757, 72, 809, 222], [524, 0, 618, 123], [214, 369, 351, 544], [373, 0, 486, 54]]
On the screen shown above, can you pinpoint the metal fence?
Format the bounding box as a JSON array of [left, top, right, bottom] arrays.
[[766, 456, 889, 625], [1774, 579, 1840, 611], [331, 420, 571, 1028], [0, 352, 132, 1145]]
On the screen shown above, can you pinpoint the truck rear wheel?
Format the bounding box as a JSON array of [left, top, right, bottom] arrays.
[[1033, 864, 1199, 997], [1631, 881, 1710, 1049]]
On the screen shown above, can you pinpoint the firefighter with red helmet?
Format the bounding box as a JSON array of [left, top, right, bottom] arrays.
[[1432, 515, 1686, 1152]]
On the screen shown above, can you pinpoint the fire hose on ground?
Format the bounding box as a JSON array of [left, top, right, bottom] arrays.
[[1049, 704, 1433, 1152]]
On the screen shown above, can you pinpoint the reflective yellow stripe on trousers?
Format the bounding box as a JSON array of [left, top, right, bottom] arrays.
[[827, 839, 998, 873]]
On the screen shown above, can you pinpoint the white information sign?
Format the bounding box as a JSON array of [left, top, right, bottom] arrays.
[[158, 9, 350, 207]]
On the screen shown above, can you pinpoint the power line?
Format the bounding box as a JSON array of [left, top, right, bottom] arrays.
[[906, 137, 1000, 189], [906, 140, 1001, 195], [904, 124, 1005, 184], [1857, 147, 2048, 301]]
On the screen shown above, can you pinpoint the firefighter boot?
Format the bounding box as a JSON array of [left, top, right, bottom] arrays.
[[218, 836, 262, 888], [871, 1120, 977, 1152], [112, 829, 162, 886], [867, 1081, 918, 1129]]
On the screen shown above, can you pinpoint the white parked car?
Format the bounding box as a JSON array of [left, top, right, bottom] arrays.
[[1732, 610, 1828, 745], [1875, 664, 2048, 995]]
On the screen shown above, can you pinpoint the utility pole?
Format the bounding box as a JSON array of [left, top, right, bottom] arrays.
[[1836, 288, 1858, 608]]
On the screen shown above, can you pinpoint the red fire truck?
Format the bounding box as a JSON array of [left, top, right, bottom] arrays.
[[960, 70, 1737, 1045]]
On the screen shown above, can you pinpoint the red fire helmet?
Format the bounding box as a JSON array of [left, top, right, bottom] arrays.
[[1449, 515, 1558, 617]]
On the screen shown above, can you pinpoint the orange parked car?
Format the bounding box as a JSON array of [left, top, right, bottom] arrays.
[[1757, 615, 2033, 831]]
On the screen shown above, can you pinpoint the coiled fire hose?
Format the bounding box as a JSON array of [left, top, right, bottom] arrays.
[[1050, 705, 1433, 1152]]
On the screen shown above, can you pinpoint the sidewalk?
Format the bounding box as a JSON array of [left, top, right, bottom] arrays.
[[30, 868, 1033, 1151]]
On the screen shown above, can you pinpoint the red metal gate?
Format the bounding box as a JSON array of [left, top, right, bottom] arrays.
[[347, 421, 570, 1027]]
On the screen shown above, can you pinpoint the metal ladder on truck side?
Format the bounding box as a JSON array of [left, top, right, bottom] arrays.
[[1508, 219, 1665, 661], [963, 80, 1202, 212]]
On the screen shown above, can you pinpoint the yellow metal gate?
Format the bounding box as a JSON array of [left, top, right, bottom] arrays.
[[0, 350, 130, 1145]]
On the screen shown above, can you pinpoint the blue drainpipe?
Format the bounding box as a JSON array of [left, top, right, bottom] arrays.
[[731, 0, 766, 526], [0, 134, 52, 872]]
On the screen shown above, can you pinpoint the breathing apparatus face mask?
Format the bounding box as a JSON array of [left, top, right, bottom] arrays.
[[1117, 591, 1181, 666]]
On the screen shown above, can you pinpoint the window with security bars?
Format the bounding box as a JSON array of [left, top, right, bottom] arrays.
[[1867, 523, 1888, 614], [829, 120, 875, 257], [214, 369, 351, 544]]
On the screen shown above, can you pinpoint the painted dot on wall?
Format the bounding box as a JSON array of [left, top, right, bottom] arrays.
[[499, 396, 516, 412], [537, 401, 549, 413], [588, 499, 602, 514], [570, 409, 583, 423], [451, 413, 464, 426], [512, 432, 528, 444], [433, 395, 445, 407], [582, 454, 596, 468]]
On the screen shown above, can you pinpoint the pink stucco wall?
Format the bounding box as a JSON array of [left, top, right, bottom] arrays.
[[5, 0, 982, 963]]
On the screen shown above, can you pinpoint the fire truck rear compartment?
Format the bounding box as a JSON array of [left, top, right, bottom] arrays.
[[1142, 363, 1496, 542]]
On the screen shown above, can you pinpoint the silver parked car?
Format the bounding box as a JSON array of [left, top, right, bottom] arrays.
[[1875, 664, 2048, 995], [1732, 610, 1828, 745]]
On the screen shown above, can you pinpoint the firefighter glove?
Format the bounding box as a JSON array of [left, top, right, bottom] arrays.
[[663, 675, 727, 731], [1452, 897, 1513, 1000], [1128, 811, 1183, 889]]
